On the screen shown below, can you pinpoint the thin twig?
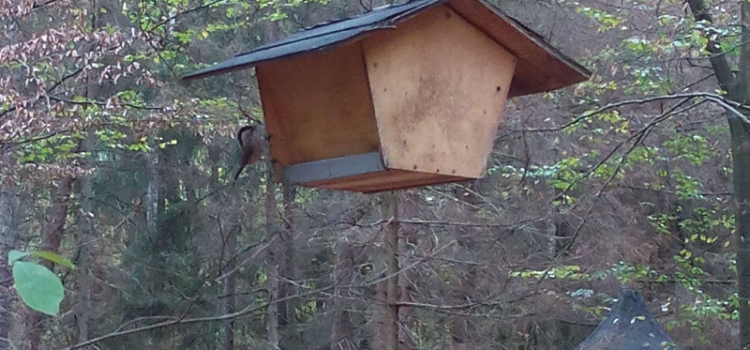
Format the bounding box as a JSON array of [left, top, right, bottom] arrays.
[[595, 98, 703, 195], [502, 92, 750, 136]]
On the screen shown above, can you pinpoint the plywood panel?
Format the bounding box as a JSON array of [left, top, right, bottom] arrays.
[[304, 170, 427, 189], [363, 5, 516, 179], [257, 42, 381, 166], [351, 174, 464, 193], [303, 169, 465, 193]]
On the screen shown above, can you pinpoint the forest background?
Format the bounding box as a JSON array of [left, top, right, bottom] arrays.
[[1, 0, 749, 349]]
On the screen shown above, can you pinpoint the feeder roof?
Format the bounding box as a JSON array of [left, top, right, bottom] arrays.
[[183, 0, 590, 96]]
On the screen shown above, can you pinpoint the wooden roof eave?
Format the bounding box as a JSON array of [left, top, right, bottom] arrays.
[[182, 0, 445, 82], [446, 0, 591, 97], [182, 0, 591, 95]]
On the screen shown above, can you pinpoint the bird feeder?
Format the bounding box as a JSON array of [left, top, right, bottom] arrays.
[[574, 289, 683, 350], [184, 0, 590, 193]]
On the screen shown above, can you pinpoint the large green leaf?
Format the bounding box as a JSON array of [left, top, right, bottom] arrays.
[[8, 250, 28, 265], [12, 261, 64, 316]]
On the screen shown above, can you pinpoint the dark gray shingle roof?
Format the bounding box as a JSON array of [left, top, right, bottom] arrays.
[[183, 0, 590, 96], [184, 0, 441, 80]]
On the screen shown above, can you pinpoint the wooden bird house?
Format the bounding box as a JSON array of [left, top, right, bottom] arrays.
[[184, 0, 590, 193]]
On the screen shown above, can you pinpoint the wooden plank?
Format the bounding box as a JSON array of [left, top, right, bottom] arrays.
[[353, 174, 465, 193], [302, 169, 465, 193], [363, 4, 516, 179], [447, 0, 590, 96], [282, 152, 385, 184], [257, 41, 381, 166]]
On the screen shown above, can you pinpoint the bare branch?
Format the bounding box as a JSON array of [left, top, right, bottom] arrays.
[[145, 0, 229, 32], [61, 283, 333, 350], [502, 92, 750, 136], [48, 96, 165, 111], [398, 218, 539, 228], [46, 66, 85, 93], [61, 239, 454, 350], [594, 98, 705, 195]]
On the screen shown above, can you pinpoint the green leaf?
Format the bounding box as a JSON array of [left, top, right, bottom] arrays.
[[8, 250, 29, 265], [13, 261, 65, 316], [29, 251, 75, 269]]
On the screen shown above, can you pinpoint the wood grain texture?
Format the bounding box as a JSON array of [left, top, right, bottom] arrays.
[[257, 41, 380, 166], [363, 4, 516, 179], [303, 169, 466, 193]]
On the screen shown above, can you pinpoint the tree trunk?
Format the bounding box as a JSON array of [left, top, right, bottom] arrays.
[[224, 221, 238, 350], [75, 8, 101, 337], [382, 192, 400, 350], [732, 119, 750, 350], [331, 242, 354, 350], [278, 181, 299, 348], [398, 193, 419, 350], [0, 148, 19, 349], [279, 183, 296, 326], [730, 96, 750, 350], [74, 130, 95, 346], [732, 5, 750, 348], [205, 144, 238, 350], [686, 1, 750, 347], [24, 175, 73, 350], [208, 143, 238, 350], [140, 139, 161, 349], [450, 317, 468, 350], [370, 278, 388, 350], [146, 143, 160, 236], [266, 162, 279, 350]]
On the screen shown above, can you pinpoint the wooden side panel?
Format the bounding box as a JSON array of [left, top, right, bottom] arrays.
[[363, 5, 516, 179], [257, 42, 381, 166]]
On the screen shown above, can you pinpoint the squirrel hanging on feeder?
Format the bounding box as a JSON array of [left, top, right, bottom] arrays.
[[234, 125, 265, 181]]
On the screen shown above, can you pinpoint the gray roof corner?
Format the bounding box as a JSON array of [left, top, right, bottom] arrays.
[[492, 5, 591, 79], [182, 0, 445, 81], [182, 0, 590, 95]]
